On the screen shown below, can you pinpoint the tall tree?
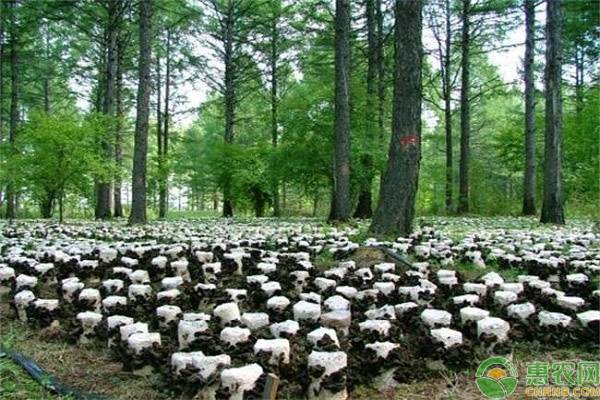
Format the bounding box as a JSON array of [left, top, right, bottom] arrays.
[[255, 0, 294, 217], [522, 0, 536, 215], [354, 0, 381, 219], [222, 0, 236, 217], [42, 22, 51, 114], [158, 28, 171, 219], [113, 26, 127, 218], [330, 0, 351, 222], [268, 6, 281, 217], [152, 2, 199, 218], [370, 0, 422, 235], [427, 0, 458, 213], [441, 0, 454, 213], [130, 0, 152, 224], [155, 44, 163, 217], [5, 0, 19, 219], [540, 0, 565, 224], [563, 0, 599, 115], [200, 0, 258, 217], [457, 0, 470, 214], [0, 1, 5, 212], [95, 0, 120, 219], [375, 0, 385, 144]]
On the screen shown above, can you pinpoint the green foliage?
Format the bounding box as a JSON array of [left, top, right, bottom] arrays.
[[563, 87, 600, 217], [8, 112, 108, 219], [0, 0, 596, 221]]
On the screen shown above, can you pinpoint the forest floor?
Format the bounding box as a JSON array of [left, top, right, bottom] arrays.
[[0, 216, 597, 399], [0, 302, 592, 400]]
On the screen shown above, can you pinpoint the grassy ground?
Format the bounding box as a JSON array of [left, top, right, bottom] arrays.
[[1, 310, 595, 400], [0, 300, 177, 400], [0, 356, 65, 400], [2, 291, 597, 400]]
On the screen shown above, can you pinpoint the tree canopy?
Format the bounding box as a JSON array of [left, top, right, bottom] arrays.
[[0, 0, 597, 231]]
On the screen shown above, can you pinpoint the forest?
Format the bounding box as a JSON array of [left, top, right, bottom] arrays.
[[0, 0, 596, 234], [0, 2, 599, 399]]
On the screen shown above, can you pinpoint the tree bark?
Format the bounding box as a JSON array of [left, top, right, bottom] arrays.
[[0, 3, 5, 213], [97, 0, 119, 220], [114, 32, 124, 218], [354, 0, 378, 219], [130, 0, 152, 224], [522, 0, 536, 216], [155, 51, 163, 217], [252, 186, 266, 218], [370, 0, 422, 236], [159, 29, 171, 219], [443, 0, 453, 213], [40, 190, 54, 219], [330, 0, 352, 222], [457, 0, 470, 214], [5, 0, 18, 220], [540, 0, 565, 224], [574, 45, 584, 115], [58, 190, 64, 224], [375, 0, 385, 141], [222, 1, 235, 217], [43, 23, 51, 114]]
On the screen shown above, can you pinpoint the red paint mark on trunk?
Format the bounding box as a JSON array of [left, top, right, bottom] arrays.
[[400, 134, 419, 147]]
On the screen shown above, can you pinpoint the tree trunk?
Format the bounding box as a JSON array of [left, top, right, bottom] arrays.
[[282, 182, 287, 212], [574, 45, 584, 115], [354, 0, 378, 219], [443, 0, 453, 213], [130, 0, 152, 224], [40, 190, 54, 219], [540, 0, 565, 224], [0, 4, 5, 214], [270, 14, 281, 217], [5, 0, 18, 220], [375, 0, 385, 141], [522, 0, 536, 216], [370, 0, 422, 236], [222, 2, 235, 217], [58, 190, 64, 224], [330, 0, 352, 222], [97, 0, 118, 220], [159, 29, 171, 219], [113, 32, 124, 218], [155, 51, 164, 217], [457, 0, 470, 214], [43, 23, 51, 114], [253, 186, 265, 218]]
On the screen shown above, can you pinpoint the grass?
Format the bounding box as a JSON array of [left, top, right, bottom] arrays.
[[350, 343, 597, 400], [0, 300, 178, 400], [0, 357, 65, 400], [1, 286, 597, 400], [452, 262, 528, 283], [314, 251, 337, 271]]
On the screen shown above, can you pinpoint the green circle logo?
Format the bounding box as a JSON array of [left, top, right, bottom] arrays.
[[475, 356, 518, 399]]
